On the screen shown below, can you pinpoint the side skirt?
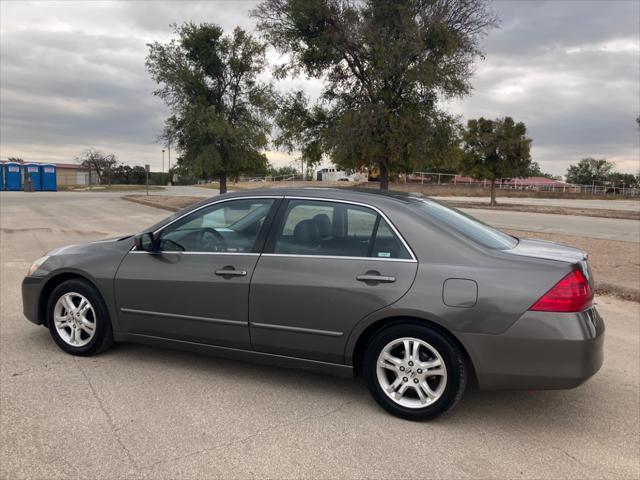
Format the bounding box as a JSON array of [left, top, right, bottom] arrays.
[[113, 332, 354, 378]]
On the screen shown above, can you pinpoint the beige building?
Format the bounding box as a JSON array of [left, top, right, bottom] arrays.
[[52, 163, 90, 186]]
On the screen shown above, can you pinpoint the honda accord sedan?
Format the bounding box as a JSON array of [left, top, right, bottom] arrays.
[[22, 188, 604, 419]]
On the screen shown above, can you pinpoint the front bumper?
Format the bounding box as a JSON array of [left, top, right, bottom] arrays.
[[22, 276, 44, 325], [457, 306, 605, 390]]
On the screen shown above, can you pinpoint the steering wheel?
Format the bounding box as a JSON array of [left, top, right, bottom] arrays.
[[200, 227, 227, 252]]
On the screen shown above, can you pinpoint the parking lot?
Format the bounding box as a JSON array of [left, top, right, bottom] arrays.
[[1, 191, 639, 479]]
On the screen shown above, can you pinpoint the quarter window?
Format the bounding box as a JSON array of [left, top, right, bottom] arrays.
[[157, 199, 274, 253], [273, 200, 412, 259]]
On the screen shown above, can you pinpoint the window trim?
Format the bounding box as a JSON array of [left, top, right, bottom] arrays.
[[130, 196, 282, 254], [262, 196, 417, 263]]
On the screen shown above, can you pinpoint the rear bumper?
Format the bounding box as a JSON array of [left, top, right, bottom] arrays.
[[22, 276, 44, 325], [457, 307, 604, 390]]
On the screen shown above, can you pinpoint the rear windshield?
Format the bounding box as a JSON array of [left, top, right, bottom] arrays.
[[412, 199, 518, 250]]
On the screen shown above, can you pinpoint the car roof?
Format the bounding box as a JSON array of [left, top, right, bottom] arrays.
[[221, 187, 427, 207]]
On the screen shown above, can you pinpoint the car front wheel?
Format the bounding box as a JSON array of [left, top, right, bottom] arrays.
[[363, 322, 467, 420], [47, 279, 113, 356]]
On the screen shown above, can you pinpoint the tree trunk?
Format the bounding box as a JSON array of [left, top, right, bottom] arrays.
[[379, 162, 389, 191], [490, 179, 497, 206], [219, 173, 227, 194]]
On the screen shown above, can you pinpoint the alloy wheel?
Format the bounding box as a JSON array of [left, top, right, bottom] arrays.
[[376, 337, 447, 408], [53, 292, 97, 347]]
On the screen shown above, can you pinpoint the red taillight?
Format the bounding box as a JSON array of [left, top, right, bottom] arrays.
[[529, 269, 593, 313]]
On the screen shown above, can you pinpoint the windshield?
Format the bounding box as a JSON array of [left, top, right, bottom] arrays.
[[412, 199, 518, 250]]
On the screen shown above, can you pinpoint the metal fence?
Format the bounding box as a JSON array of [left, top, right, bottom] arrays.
[[409, 172, 640, 197]]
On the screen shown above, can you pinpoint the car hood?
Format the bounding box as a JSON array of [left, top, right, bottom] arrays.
[[47, 235, 135, 256], [506, 238, 587, 264]]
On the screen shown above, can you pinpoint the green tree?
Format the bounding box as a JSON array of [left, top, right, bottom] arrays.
[[527, 161, 555, 179], [462, 117, 532, 206], [273, 91, 327, 179], [607, 171, 639, 189], [253, 0, 497, 190], [266, 164, 300, 178], [565, 158, 614, 186], [146, 23, 276, 193]]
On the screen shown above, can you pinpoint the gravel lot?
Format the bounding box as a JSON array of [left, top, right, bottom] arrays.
[[1, 191, 639, 479]]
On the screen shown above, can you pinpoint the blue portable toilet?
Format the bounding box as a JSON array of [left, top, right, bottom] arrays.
[[23, 163, 42, 191], [4, 162, 22, 191], [40, 164, 57, 191], [0, 163, 4, 191]]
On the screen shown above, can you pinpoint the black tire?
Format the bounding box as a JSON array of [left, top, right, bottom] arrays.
[[47, 279, 113, 356], [363, 321, 467, 420]]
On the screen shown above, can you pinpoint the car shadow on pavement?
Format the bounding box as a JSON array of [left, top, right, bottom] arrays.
[[97, 341, 595, 429]]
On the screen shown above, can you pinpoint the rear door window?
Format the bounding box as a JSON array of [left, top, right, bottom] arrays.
[[272, 199, 412, 259]]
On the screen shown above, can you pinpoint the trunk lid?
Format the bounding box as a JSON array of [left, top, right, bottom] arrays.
[[506, 238, 593, 286]]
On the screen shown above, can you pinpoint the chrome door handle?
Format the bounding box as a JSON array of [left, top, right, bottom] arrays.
[[356, 274, 396, 283], [215, 269, 247, 277]]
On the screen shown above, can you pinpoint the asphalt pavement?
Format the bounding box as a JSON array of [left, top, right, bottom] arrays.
[[1, 191, 639, 479]]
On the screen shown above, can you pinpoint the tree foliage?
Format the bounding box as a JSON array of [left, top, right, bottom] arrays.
[[527, 161, 555, 179], [109, 164, 148, 185], [146, 23, 276, 193], [253, 0, 497, 189], [565, 158, 638, 187], [76, 148, 117, 184], [273, 91, 327, 176], [266, 164, 300, 178], [461, 116, 532, 205], [565, 158, 614, 185]]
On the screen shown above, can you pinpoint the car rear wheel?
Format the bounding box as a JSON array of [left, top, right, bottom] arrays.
[[47, 279, 113, 356], [363, 322, 467, 420]]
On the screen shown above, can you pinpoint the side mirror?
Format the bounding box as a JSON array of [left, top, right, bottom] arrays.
[[134, 232, 156, 251]]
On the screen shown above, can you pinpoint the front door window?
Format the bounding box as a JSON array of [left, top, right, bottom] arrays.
[[157, 199, 275, 253]]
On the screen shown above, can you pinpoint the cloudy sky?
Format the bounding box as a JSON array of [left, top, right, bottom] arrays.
[[1, 0, 639, 175]]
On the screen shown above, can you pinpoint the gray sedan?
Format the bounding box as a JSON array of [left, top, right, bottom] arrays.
[[22, 188, 604, 419]]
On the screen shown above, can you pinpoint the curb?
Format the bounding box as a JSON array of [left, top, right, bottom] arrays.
[[595, 282, 640, 303], [122, 195, 182, 212]]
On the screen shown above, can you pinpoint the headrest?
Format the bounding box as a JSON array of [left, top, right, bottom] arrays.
[[313, 213, 332, 238], [293, 219, 320, 246]]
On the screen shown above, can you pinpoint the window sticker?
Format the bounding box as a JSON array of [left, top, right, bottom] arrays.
[[378, 252, 391, 258]]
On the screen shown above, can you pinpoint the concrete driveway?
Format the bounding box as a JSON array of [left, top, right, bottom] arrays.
[[1, 192, 639, 479]]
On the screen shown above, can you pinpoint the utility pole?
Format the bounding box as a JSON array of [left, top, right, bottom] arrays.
[[162, 149, 165, 174], [168, 141, 171, 185], [145, 164, 150, 196]]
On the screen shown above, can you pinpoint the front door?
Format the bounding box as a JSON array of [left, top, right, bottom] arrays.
[[115, 197, 278, 348], [249, 198, 418, 364]]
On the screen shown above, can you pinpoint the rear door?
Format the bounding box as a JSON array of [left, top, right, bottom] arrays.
[[249, 197, 418, 364], [115, 197, 279, 348]]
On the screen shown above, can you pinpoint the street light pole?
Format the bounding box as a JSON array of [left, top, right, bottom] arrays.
[[162, 149, 165, 174], [167, 141, 171, 185]]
